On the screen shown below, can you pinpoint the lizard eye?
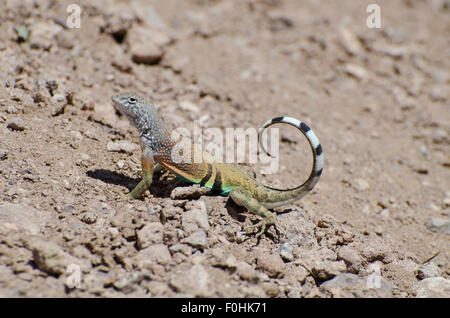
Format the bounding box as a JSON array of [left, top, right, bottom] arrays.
[[128, 97, 136, 104]]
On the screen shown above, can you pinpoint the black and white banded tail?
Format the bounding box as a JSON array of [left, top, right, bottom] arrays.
[[258, 116, 323, 208]]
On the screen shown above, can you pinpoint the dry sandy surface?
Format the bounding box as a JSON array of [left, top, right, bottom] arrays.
[[0, 0, 449, 297]]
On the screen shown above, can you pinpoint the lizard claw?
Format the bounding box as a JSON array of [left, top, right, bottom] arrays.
[[243, 215, 285, 238]]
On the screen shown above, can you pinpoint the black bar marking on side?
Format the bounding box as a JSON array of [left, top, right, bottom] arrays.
[[200, 164, 212, 186], [212, 170, 222, 192]]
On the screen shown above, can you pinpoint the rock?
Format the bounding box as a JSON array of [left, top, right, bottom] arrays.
[[29, 21, 63, 50], [94, 102, 119, 127], [135, 244, 172, 270], [100, 6, 134, 42], [7, 117, 26, 131], [0, 203, 54, 235], [81, 272, 108, 294], [169, 264, 212, 296], [222, 255, 239, 270], [425, 217, 450, 234], [337, 245, 362, 273], [413, 56, 448, 84], [131, 42, 164, 65], [181, 210, 198, 234], [192, 205, 210, 231], [127, 25, 172, 65], [416, 262, 441, 279], [54, 31, 74, 49], [108, 227, 120, 238], [5, 105, 18, 114], [320, 273, 393, 297], [0, 149, 8, 161], [81, 212, 97, 224], [311, 260, 347, 281], [182, 229, 207, 249], [52, 93, 66, 103], [169, 243, 192, 256], [392, 86, 415, 110], [343, 64, 368, 81], [14, 25, 29, 42], [161, 205, 183, 221], [26, 237, 88, 276], [268, 12, 294, 31], [374, 44, 409, 58], [237, 261, 259, 282], [179, 100, 200, 113], [432, 129, 448, 144], [70, 130, 83, 141], [358, 237, 394, 263], [170, 185, 210, 200], [339, 26, 363, 55], [257, 254, 285, 278], [415, 277, 450, 298], [316, 214, 342, 231], [379, 209, 390, 219], [353, 178, 370, 191], [136, 222, 164, 249], [262, 282, 280, 297], [106, 140, 139, 154], [183, 201, 210, 231], [278, 243, 295, 262], [147, 281, 169, 296], [113, 271, 147, 294], [429, 86, 447, 102], [383, 27, 407, 43], [443, 198, 450, 209]]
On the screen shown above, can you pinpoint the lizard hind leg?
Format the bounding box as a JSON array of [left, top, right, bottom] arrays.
[[229, 187, 284, 238]]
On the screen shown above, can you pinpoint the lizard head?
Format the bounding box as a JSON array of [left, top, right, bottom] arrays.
[[111, 93, 149, 123]]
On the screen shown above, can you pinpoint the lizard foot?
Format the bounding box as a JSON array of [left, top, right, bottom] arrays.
[[244, 215, 285, 238]]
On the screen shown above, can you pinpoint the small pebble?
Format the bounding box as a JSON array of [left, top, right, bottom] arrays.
[[425, 217, 450, 234], [7, 117, 26, 131], [432, 129, 448, 144], [278, 243, 295, 262], [131, 42, 164, 65], [257, 254, 285, 278], [106, 140, 138, 154], [416, 262, 440, 280], [182, 230, 208, 249]]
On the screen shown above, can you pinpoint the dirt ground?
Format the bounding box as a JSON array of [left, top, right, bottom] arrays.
[[0, 0, 449, 298]]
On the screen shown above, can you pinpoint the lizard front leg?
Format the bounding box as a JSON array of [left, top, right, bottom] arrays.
[[129, 153, 155, 199], [229, 187, 282, 238]]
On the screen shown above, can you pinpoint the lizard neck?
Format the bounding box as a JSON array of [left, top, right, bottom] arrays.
[[135, 110, 174, 155]]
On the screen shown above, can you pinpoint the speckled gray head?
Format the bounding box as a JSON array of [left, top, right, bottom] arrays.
[[111, 93, 148, 123], [111, 93, 169, 146]]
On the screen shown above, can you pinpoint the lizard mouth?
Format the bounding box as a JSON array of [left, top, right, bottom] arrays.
[[111, 95, 121, 108], [111, 95, 127, 114], [111, 94, 138, 122]]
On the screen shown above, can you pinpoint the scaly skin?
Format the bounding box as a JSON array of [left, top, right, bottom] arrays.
[[111, 93, 324, 237]]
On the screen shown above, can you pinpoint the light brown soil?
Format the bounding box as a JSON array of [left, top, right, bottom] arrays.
[[0, 0, 449, 297]]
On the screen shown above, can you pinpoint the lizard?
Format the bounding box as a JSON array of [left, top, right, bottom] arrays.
[[111, 93, 324, 237]]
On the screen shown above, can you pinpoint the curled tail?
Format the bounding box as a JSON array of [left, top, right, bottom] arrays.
[[258, 116, 324, 209]]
